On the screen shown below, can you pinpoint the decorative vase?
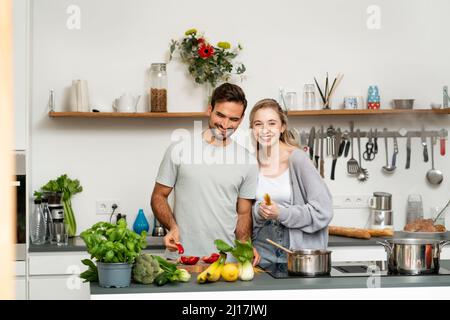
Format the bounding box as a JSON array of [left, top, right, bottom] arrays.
[[204, 83, 214, 109], [133, 209, 149, 235]]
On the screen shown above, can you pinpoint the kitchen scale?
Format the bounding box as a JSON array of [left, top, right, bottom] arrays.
[[261, 261, 450, 279]]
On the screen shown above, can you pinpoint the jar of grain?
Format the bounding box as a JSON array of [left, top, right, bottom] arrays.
[[150, 63, 167, 112]]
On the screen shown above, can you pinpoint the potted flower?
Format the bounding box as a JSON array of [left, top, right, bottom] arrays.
[[169, 28, 246, 105], [79, 219, 147, 288]]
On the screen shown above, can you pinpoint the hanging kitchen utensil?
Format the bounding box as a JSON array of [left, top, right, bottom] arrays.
[[405, 133, 412, 169], [439, 129, 447, 156], [320, 125, 325, 178], [363, 128, 375, 161], [421, 126, 429, 162], [347, 122, 359, 174], [426, 136, 444, 185], [373, 128, 378, 154], [390, 136, 399, 172], [356, 129, 369, 182], [382, 129, 395, 174], [308, 127, 316, 160], [331, 130, 341, 181], [314, 127, 320, 169]]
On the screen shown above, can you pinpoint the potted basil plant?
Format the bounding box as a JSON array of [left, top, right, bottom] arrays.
[[80, 219, 147, 288]]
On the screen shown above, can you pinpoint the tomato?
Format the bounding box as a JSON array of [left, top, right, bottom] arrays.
[[180, 256, 200, 265], [202, 253, 220, 264], [176, 243, 185, 254]]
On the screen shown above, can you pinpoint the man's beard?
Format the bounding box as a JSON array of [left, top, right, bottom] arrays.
[[210, 127, 234, 141]]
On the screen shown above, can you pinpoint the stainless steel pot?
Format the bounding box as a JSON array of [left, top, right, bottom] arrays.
[[266, 239, 331, 276], [377, 238, 450, 275], [287, 249, 331, 276]]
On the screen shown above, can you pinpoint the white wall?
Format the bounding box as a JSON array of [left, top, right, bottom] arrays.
[[30, 0, 450, 234]]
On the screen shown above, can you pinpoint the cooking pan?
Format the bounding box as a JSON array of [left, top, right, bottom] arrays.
[[377, 238, 450, 275], [266, 239, 331, 276]]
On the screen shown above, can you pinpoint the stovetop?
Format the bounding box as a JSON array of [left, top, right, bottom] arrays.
[[261, 261, 450, 279]]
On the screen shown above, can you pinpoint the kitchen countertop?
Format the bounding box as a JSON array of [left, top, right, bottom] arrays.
[[90, 260, 450, 296], [29, 231, 450, 253], [28, 236, 166, 252]]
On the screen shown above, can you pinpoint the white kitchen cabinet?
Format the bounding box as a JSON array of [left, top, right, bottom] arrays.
[[12, 0, 28, 151], [15, 278, 26, 300], [28, 252, 90, 300]]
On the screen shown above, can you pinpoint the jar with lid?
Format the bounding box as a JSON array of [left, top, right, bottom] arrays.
[[149, 63, 168, 112], [303, 84, 316, 109]]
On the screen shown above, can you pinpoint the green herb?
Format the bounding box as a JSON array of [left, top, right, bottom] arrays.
[[79, 259, 98, 283], [79, 219, 147, 282], [37, 174, 83, 237]]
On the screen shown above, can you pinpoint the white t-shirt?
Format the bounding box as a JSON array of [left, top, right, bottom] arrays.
[[254, 169, 292, 215]]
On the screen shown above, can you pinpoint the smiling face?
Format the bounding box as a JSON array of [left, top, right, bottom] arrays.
[[207, 101, 244, 141], [251, 107, 286, 147]]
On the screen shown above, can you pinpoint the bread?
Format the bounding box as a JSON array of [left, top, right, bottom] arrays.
[[367, 228, 394, 237], [328, 226, 371, 239]]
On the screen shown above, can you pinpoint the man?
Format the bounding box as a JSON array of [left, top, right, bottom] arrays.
[[151, 83, 260, 265]]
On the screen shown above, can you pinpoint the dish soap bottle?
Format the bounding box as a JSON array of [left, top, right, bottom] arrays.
[[133, 209, 149, 235]]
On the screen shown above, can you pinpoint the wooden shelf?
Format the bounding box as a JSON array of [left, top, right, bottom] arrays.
[[48, 108, 450, 119], [287, 108, 450, 116], [48, 111, 208, 118]]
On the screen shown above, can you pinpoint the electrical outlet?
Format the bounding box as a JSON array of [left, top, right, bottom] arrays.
[[96, 199, 121, 215], [333, 195, 370, 209]]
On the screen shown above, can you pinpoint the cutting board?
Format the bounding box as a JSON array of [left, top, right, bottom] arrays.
[[177, 262, 210, 273]]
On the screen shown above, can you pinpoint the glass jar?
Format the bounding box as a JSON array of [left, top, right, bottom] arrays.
[[303, 84, 316, 109], [149, 63, 168, 112]]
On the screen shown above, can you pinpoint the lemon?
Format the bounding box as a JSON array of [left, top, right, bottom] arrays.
[[221, 263, 239, 282]]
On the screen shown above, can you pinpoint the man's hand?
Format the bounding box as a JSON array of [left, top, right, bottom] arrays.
[[258, 201, 280, 220], [252, 247, 261, 267], [164, 225, 180, 252]]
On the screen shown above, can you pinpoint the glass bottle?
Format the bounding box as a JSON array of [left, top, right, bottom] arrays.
[[133, 209, 149, 235], [30, 199, 46, 245], [42, 198, 53, 243], [303, 84, 316, 109], [149, 63, 168, 112]]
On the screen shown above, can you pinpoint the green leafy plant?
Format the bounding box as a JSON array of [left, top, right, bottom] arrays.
[[79, 219, 147, 282], [36, 174, 82, 237], [215, 239, 255, 281], [169, 28, 246, 88]]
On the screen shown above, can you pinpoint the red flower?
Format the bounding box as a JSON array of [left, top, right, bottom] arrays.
[[198, 44, 214, 58], [197, 38, 205, 44]]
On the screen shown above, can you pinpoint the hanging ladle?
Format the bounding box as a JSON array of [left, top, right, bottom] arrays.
[[266, 239, 294, 254], [426, 136, 444, 185], [382, 129, 395, 174]]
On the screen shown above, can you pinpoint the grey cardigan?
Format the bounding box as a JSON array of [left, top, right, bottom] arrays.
[[253, 149, 333, 250]]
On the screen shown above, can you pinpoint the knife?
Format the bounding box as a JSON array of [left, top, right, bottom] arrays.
[[320, 125, 325, 178], [331, 130, 342, 180], [308, 127, 315, 160], [314, 128, 320, 169], [405, 134, 411, 169], [421, 126, 429, 162]]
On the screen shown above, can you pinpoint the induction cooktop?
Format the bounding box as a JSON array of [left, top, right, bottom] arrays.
[[261, 261, 450, 279]]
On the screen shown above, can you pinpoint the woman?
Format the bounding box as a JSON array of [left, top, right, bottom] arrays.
[[249, 99, 333, 265]]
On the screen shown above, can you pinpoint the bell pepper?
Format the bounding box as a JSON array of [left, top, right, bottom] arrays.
[[176, 243, 184, 254], [180, 256, 200, 265], [202, 253, 220, 264]]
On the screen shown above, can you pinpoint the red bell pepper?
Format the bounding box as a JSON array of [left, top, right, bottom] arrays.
[[202, 253, 220, 264], [180, 256, 200, 265], [176, 243, 184, 254]]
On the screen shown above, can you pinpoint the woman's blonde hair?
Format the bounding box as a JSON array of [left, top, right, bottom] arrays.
[[249, 98, 299, 147]]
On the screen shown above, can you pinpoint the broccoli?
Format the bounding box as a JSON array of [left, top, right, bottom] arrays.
[[132, 253, 163, 284]]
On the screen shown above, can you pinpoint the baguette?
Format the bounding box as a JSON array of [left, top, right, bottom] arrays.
[[328, 226, 371, 239], [367, 228, 394, 237]]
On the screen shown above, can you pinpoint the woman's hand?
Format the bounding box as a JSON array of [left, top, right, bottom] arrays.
[[258, 201, 280, 220]]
